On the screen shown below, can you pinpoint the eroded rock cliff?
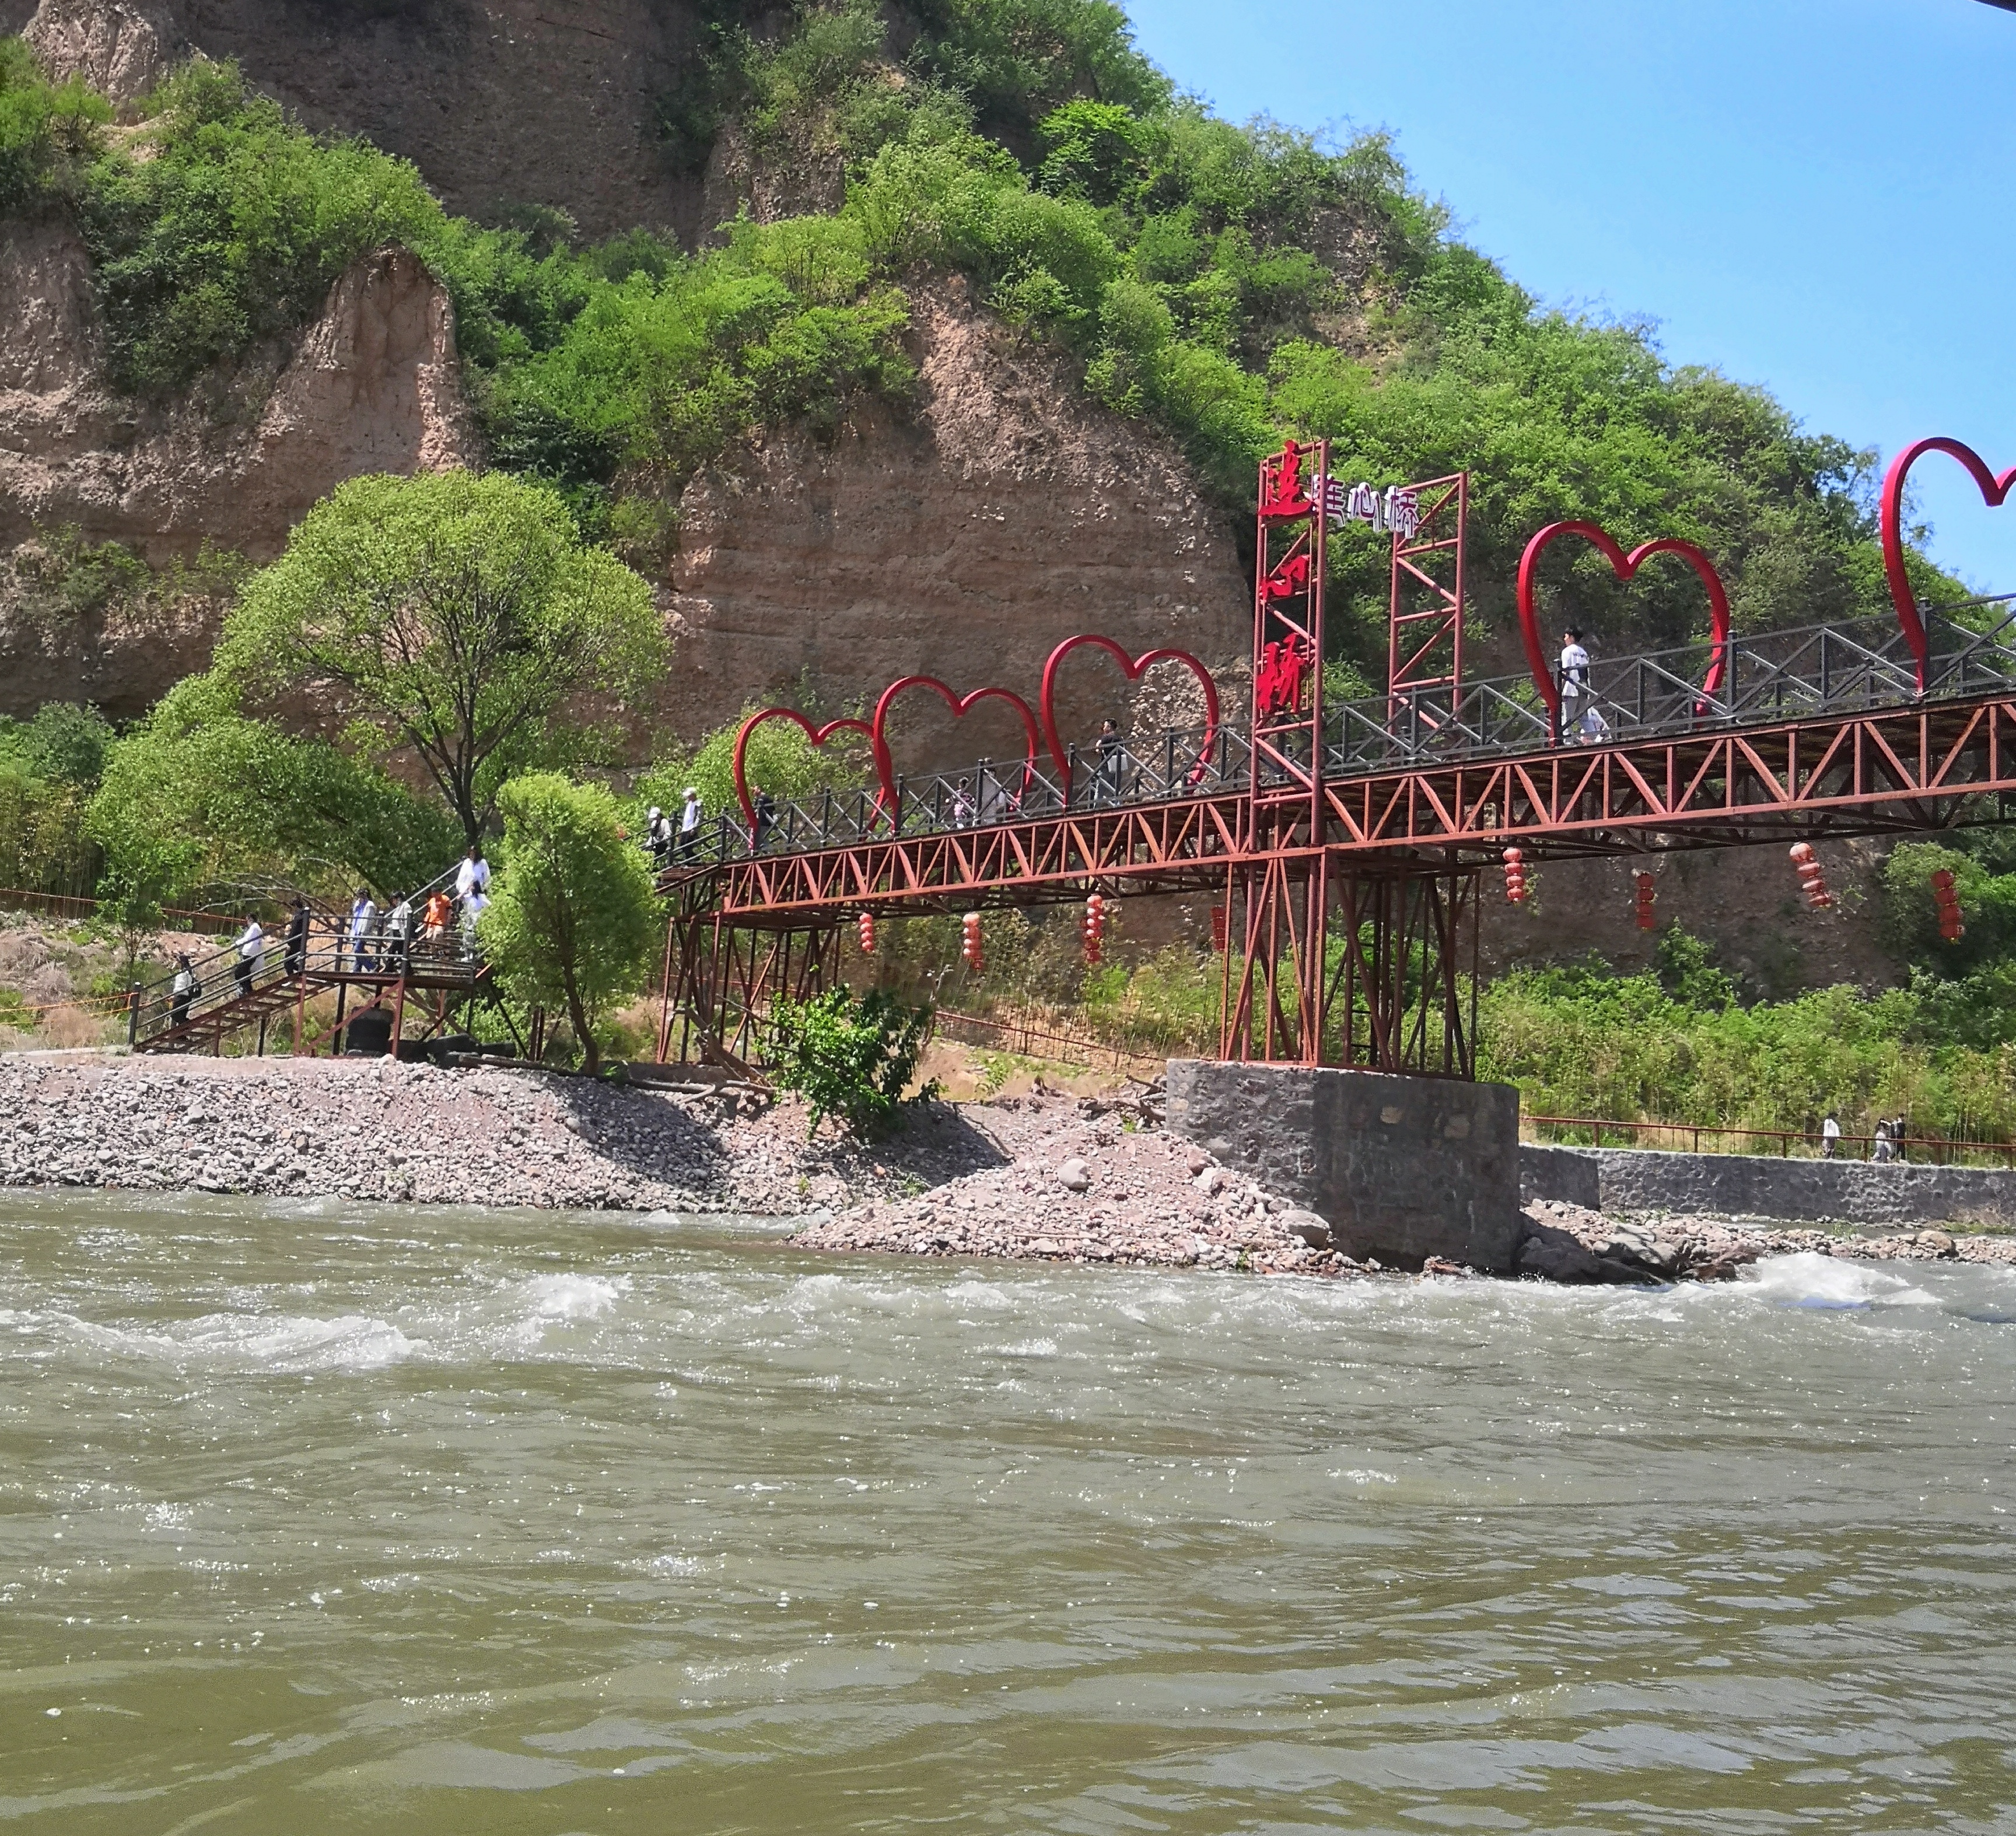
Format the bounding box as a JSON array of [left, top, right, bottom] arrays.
[[0, 229, 477, 714], [12, 0, 706, 239], [657, 284, 1249, 763]]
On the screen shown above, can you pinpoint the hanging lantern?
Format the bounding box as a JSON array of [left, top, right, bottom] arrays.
[[1931, 867, 1965, 942], [1209, 903, 1228, 954], [1633, 870, 1657, 931], [1790, 842, 1832, 909], [1502, 847, 1528, 905], [857, 912, 876, 956], [1083, 893, 1108, 966], [961, 911, 985, 973]]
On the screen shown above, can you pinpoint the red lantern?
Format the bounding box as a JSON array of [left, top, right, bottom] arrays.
[[1931, 866, 1965, 941], [1083, 894, 1107, 966], [961, 911, 984, 973], [1502, 847, 1528, 905], [857, 912, 876, 956], [1209, 904, 1228, 953], [1790, 842, 1832, 909], [1633, 870, 1656, 931]]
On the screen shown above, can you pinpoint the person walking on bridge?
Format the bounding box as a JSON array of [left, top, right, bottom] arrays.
[[385, 891, 414, 974], [1821, 1112, 1841, 1159], [284, 896, 310, 977], [348, 888, 377, 974], [1559, 628, 1591, 744], [678, 788, 702, 861], [455, 846, 489, 901], [233, 916, 264, 999]]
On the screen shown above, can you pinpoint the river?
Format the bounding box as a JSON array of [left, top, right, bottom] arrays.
[[2, 1188, 2013, 1832]]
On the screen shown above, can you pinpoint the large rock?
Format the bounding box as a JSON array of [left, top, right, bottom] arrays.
[[1164, 1060, 1525, 1274]]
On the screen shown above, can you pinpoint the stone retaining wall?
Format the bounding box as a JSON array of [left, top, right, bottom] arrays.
[[1521, 1143, 2016, 1227], [1167, 1061, 1524, 1271]]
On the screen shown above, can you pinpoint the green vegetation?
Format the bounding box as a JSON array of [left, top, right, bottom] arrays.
[[218, 471, 664, 846], [767, 984, 938, 1138], [86, 675, 459, 907], [478, 773, 663, 1077]]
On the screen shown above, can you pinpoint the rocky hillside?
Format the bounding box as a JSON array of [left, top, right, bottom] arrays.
[[0, 0, 1978, 1001]]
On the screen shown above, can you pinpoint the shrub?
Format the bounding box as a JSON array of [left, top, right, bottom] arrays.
[[768, 985, 937, 1138]]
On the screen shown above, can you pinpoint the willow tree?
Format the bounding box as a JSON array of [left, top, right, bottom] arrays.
[[220, 469, 664, 846]]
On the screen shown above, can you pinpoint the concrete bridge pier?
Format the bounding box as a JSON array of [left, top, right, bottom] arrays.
[[1165, 1060, 1525, 1273]]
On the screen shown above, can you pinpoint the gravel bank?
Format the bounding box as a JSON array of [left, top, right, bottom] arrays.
[[5, 1060, 2010, 1284], [0, 1054, 1007, 1214]]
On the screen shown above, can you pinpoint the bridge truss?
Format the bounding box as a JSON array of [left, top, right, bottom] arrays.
[[655, 437, 2016, 1082]]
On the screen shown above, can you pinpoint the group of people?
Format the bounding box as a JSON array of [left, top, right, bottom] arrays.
[[645, 790, 709, 865], [160, 848, 498, 1033], [344, 848, 493, 973], [1819, 1111, 1912, 1162]]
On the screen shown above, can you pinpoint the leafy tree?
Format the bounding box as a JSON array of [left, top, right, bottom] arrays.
[[767, 984, 937, 1138], [478, 773, 662, 1075], [86, 675, 459, 902], [218, 471, 665, 847]]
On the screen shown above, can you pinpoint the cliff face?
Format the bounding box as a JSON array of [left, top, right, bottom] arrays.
[[0, 227, 477, 714], [657, 285, 1249, 765], [13, 0, 706, 240]]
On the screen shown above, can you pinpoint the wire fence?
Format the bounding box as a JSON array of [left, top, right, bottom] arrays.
[[1526, 1113, 2016, 1169]]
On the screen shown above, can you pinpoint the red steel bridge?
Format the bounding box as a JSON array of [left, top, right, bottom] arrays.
[[654, 435, 2016, 1081]]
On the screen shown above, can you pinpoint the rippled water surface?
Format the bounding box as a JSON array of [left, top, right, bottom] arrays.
[[2, 1190, 2015, 1833]]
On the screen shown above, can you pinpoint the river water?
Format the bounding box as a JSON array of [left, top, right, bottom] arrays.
[[2, 1189, 2014, 1833]]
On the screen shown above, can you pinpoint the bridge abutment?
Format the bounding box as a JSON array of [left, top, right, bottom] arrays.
[[1166, 1060, 1524, 1273]]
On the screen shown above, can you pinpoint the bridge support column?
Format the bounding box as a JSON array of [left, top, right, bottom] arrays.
[[1166, 1059, 1522, 1273], [660, 915, 840, 1071], [1222, 860, 1479, 1074]]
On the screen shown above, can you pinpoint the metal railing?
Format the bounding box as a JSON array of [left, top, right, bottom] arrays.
[[653, 604, 2016, 869], [1527, 1113, 2016, 1169], [130, 867, 485, 1051]]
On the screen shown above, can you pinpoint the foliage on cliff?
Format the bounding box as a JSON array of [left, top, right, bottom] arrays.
[[1, 10, 1969, 670]]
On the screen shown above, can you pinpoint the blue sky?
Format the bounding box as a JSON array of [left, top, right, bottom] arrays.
[[1127, 0, 2016, 593]]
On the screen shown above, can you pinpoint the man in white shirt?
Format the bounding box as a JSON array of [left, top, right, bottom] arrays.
[[1821, 1112, 1842, 1159], [455, 847, 490, 899], [1559, 628, 1591, 743], [678, 789, 702, 860], [385, 892, 414, 973], [234, 917, 264, 998]]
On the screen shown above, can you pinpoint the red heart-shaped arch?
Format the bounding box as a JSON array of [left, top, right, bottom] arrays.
[[871, 677, 1042, 811], [1881, 437, 2016, 692], [1037, 635, 1223, 784], [1516, 522, 1732, 723], [732, 708, 877, 832]]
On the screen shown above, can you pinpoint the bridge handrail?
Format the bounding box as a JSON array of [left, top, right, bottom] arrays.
[[653, 604, 2016, 870]]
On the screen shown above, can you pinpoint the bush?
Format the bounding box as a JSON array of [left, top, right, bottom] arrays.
[[768, 985, 937, 1137]]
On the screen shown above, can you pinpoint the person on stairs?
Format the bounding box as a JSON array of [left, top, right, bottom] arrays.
[[234, 916, 264, 998], [284, 896, 310, 977], [385, 891, 414, 975], [170, 953, 200, 1031], [348, 888, 377, 974]]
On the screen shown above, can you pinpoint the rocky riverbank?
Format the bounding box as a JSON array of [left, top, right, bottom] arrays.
[[1, 1058, 2010, 1282]]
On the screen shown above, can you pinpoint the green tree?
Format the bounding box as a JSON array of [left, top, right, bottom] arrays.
[[479, 773, 662, 1075], [767, 985, 937, 1138], [86, 675, 459, 903], [219, 471, 666, 847]]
